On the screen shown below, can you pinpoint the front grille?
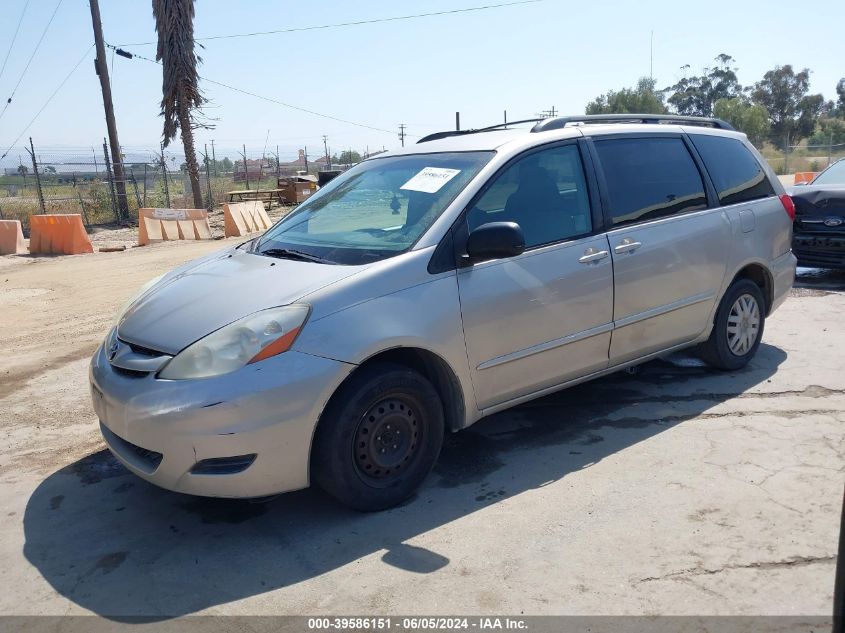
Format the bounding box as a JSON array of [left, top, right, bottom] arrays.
[[100, 422, 163, 473], [109, 337, 170, 377], [112, 366, 149, 379], [120, 339, 165, 357], [794, 247, 845, 268]]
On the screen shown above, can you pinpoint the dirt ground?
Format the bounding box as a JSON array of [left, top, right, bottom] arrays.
[[0, 233, 843, 619]]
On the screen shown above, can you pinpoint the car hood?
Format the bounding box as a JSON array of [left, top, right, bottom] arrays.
[[117, 248, 364, 354]]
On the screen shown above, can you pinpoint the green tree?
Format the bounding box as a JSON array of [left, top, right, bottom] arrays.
[[17, 164, 28, 182], [808, 117, 845, 147], [333, 150, 361, 165], [153, 0, 207, 209], [220, 156, 233, 171], [666, 54, 743, 117], [751, 65, 824, 146], [713, 98, 770, 147], [586, 77, 667, 115], [835, 78, 845, 117]]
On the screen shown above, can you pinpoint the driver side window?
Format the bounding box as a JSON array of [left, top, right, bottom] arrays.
[[469, 144, 592, 248]]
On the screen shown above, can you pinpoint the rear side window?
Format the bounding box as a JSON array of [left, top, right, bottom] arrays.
[[593, 137, 707, 227], [690, 135, 775, 206]]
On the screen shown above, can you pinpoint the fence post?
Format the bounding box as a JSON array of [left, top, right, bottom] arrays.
[[76, 190, 91, 228], [129, 172, 141, 210], [160, 149, 171, 208], [203, 144, 213, 211], [103, 140, 119, 221], [241, 145, 250, 191], [784, 134, 790, 175], [142, 164, 148, 207], [28, 137, 46, 213], [829, 133, 834, 167]]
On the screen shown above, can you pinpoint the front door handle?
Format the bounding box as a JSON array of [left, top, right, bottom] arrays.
[[614, 238, 642, 254], [579, 248, 609, 264]]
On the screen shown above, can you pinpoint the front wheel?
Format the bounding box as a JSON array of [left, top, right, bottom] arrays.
[[312, 363, 444, 511], [697, 279, 766, 371]]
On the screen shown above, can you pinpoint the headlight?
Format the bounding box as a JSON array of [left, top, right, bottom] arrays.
[[114, 273, 165, 326], [158, 305, 310, 380]]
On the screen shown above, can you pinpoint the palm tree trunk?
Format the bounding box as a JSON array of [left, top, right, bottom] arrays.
[[178, 96, 203, 209]]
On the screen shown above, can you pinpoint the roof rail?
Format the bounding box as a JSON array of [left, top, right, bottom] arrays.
[[417, 118, 543, 144], [531, 114, 735, 133]]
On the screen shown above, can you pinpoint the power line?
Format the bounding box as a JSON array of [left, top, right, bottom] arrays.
[[0, 0, 31, 85], [107, 44, 404, 136], [0, 0, 64, 122], [0, 45, 92, 160], [116, 0, 542, 46]]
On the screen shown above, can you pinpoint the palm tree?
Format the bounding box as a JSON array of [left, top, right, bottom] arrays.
[[152, 0, 205, 209]]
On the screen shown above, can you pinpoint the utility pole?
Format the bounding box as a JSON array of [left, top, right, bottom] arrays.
[[455, 112, 461, 131], [210, 139, 217, 176], [88, 0, 129, 219], [322, 135, 330, 169], [398, 124, 407, 147]]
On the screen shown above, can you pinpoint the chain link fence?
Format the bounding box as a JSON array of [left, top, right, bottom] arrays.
[[0, 139, 361, 234], [762, 141, 845, 176]]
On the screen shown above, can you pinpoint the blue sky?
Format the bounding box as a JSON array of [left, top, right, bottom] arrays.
[[0, 0, 843, 167]]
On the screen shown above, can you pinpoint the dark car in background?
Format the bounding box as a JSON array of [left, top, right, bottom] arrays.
[[791, 159, 845, 269]]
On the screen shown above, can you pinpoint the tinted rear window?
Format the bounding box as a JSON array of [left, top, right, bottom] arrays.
[[594, 137, 707, 227], [691, 135, 774, 206]]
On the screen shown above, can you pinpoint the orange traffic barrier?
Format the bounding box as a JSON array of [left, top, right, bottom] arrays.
[[223, 201, 273, 237], [137, 208, 212, 246], [29, 214, 93, 255], [0, 220, 26, 255], [794, 172, 817, 185]]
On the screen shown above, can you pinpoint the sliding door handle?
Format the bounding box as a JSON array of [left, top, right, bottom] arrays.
[[614, 238, 642, 254], [579, 248, 609, 264]]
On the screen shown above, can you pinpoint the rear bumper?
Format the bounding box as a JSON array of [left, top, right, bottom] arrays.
[[792, 234, 845, 269], [90, 343, 352, 498], [769, 250, 797, 314]]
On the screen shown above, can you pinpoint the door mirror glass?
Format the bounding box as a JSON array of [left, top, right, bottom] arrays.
[[466, 222, 525, 261]]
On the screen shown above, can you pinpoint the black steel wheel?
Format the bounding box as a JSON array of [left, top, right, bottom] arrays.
[[353, 396, 422, 486], [312, 362, 444, 511]]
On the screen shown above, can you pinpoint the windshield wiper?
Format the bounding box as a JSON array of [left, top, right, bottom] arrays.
[[259, 247, 334, 264]]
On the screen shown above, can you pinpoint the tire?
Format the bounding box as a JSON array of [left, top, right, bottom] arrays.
[[697, 279, 766, 371], [312, 362, 444, 511]]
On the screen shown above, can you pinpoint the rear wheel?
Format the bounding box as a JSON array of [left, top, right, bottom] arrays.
[[698, 279, 765, 371], [312, 363, 444, 511]]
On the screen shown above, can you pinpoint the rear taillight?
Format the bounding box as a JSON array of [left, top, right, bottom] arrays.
[[780, 194, 795, 221]]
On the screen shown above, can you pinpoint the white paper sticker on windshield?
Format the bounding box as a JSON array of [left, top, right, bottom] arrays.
[[400, 167, 461, 193]]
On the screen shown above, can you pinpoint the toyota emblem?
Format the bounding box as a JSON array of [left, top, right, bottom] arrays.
[[108, 341, 120, 362]]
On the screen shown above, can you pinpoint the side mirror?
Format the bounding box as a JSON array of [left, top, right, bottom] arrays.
[[466, 221, 525, 262]]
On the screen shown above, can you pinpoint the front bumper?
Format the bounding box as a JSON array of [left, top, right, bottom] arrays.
[[792, 234, 845, 269], [90, 343, 352, 498]]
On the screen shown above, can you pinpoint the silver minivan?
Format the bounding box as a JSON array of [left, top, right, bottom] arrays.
[[90, 115, 797, 510]]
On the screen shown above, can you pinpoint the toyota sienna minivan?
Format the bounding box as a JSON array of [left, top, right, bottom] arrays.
[[90, 114, 797, 510]]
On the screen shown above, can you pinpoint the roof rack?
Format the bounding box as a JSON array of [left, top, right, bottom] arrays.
[[531, 114, 735, 133], [417, 118, 543, 144]]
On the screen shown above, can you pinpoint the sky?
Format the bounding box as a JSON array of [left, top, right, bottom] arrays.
[[0, 0, 843, 168]]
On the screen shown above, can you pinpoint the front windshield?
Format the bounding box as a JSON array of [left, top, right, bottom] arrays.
[[257, 151, 493, 265], [812, 160, 845, 186]]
